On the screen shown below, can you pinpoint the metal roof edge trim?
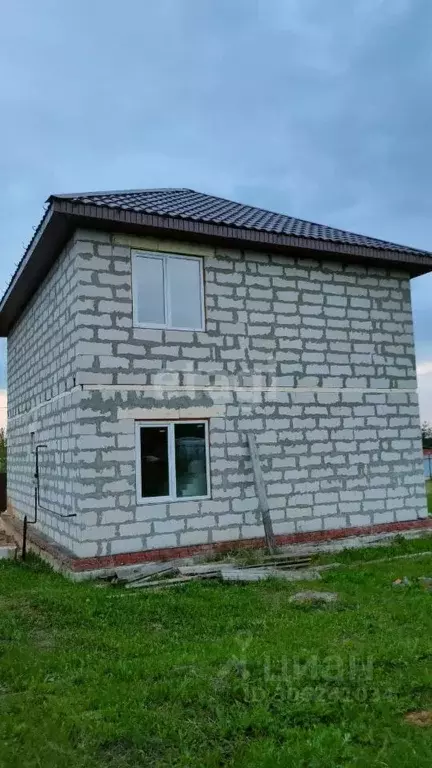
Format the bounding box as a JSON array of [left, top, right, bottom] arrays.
[[56, 199, 432, 268], [1, 199, 432, 336], [0, 205, 55, 315]]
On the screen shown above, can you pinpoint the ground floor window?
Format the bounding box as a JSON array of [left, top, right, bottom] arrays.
[[135, 421, 210, 503]]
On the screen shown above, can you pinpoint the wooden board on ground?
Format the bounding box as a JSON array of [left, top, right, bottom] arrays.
[[242, 558, 312, 570], [178, 563, 234, 576], [222, 568, 322, 583], [126, 573, 219, 590], [124, 562, 177, 586], [262, 553, 312, 562]]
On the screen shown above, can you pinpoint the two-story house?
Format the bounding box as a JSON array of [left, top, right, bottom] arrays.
[[1, 188, 431, 574]]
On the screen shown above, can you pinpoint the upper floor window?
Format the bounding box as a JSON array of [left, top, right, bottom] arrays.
[[132, 250, 204, 330]]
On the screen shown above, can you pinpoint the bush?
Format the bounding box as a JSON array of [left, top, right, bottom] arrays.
[[0, 428, 6, 473], [422, 422, 432, 450]]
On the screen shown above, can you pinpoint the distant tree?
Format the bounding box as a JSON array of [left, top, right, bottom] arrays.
[[0, 429, 5, 473], [422, 422, 432, 450]]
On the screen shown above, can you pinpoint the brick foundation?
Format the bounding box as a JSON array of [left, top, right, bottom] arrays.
[[3, 510, 431, 574]]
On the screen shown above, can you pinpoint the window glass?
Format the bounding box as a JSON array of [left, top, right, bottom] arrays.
[[174, 422, 208, 498], [168, 257, 203, 329], [140, 426, 169, 498], [134, 255, 165, 325]]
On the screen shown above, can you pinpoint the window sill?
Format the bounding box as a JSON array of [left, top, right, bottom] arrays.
[[133, 322, 205, 332], [136, 494, 211, 505]]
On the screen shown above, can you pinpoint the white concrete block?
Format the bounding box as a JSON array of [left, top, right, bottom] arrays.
[[110, 537, 144, 555]]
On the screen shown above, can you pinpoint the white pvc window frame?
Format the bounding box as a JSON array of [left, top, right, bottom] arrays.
[[135, 420, 211, 504], [131, 250, 205, 331]]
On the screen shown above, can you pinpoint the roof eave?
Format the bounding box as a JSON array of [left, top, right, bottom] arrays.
[[54, 198, 432, 272], [0, 203, 75, 336], [1, 200, 431, 336]]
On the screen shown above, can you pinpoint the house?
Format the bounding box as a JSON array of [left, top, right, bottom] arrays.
[[0, 188, 431, 572]]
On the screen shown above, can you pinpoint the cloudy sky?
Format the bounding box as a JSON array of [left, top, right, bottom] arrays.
[[1, 0, 431, 429]]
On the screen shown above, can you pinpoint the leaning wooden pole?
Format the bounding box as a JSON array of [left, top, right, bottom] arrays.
[[247, 433, 276, 554]]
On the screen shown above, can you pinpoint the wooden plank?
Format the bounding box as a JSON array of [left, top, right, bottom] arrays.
[[262, 553, 311, 562], [178, 563, 234, 576], [222, 568, 322, 583], [222, 568, 273, 582], [249, 555, 312, 565], [125, 573, 218, 590], [242, 559, 312, 570], [123, 562, 177, 586], [247, 433, 276, 554]]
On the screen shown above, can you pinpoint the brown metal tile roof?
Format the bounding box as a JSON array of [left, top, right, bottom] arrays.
[[50, 187, 430, 258], [1, 186, 432, 336]]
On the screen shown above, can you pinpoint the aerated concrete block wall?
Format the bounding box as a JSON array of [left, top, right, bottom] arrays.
[[7, 236, 83, 551], [6, 228, 428, 558], [71, 231, 427, 558]]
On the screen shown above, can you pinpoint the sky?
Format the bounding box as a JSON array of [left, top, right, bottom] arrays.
[[0, 0, 431, 430]]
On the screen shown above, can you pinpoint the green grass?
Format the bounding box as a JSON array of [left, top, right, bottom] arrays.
[[314, 532, 432, 566], [426, 480, 432, 515], [2, 545, 432, 767]]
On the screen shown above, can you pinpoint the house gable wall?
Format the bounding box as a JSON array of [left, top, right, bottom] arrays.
[[67, 230, 427, 558]]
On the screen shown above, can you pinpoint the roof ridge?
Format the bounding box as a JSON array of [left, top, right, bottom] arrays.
[[48, 187, 190, 202]]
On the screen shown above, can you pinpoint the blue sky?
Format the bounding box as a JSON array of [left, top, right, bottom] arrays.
[[1, 0, 431, 424]]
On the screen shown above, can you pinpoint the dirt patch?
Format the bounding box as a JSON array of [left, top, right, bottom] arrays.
[[404, 710, 432, 727], [0, 529, 16, 547]]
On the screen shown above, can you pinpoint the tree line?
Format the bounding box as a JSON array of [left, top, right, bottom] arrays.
[[0, 429, 5, 473], [422, 422, 432, 450]]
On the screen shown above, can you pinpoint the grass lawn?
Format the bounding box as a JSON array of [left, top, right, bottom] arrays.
[[2, 540, 432, 767], [427, 480, 432, 515]]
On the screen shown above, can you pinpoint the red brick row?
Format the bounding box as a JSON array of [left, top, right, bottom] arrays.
[[72, 517, 432, 572]]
